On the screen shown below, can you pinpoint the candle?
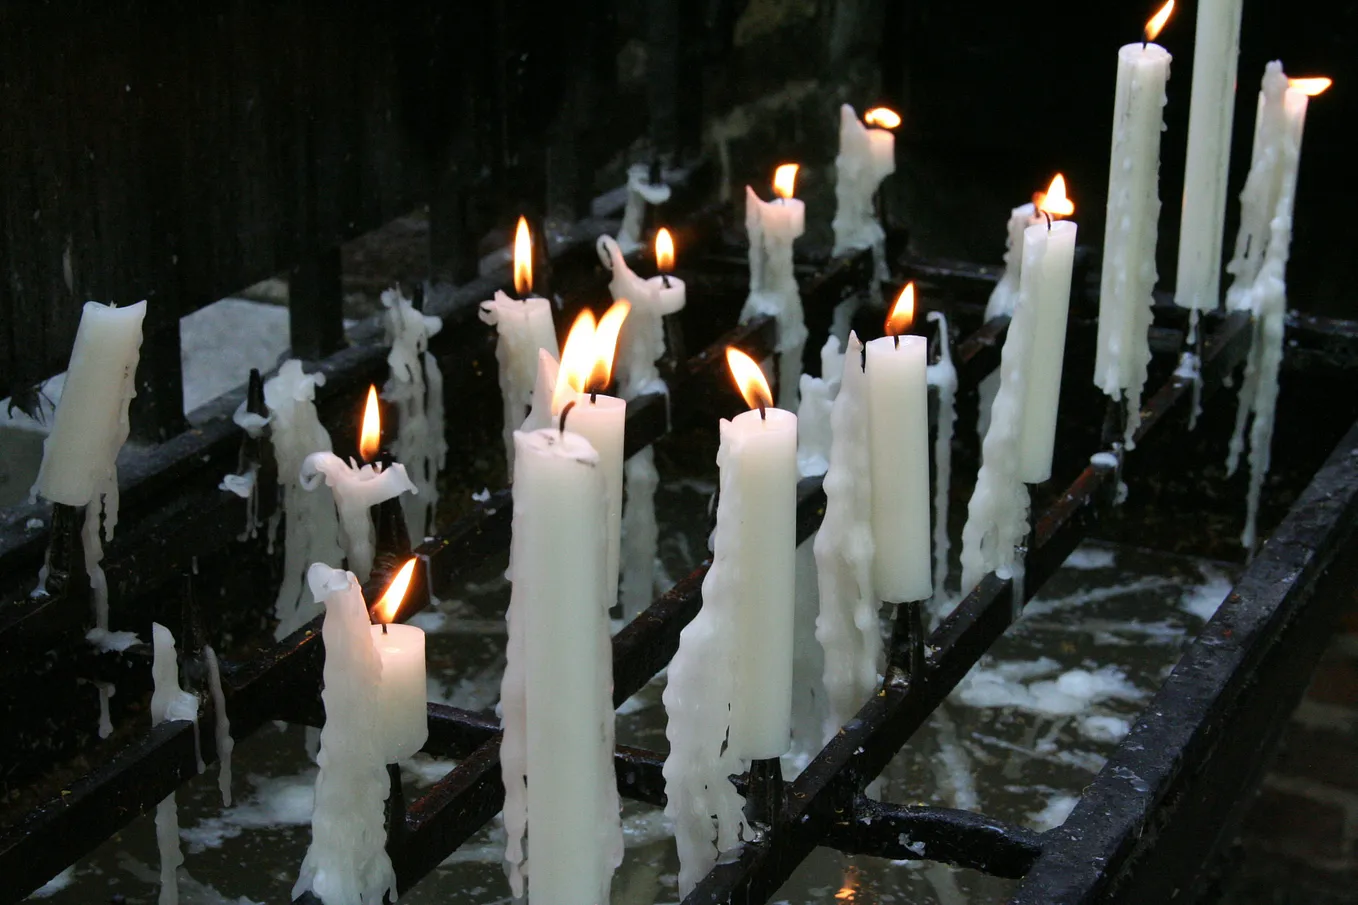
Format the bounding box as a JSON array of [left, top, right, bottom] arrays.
[[293, 564, 397, 905], [796, 336, 846, 478], [1094, 1, 1174, 448], [381, 287, 446, 540], [499, 423, 622, 904], [985, 202, 1041, 320], [617, 161, 673, 254], [598, 233, 666, 399], [1225, 67, 1330, 310], [151, 623, 199, 905], [369, 558, 428, 763], [865, 284, 932, 603], [262, 360, 346, 638], [300, 387, 417, 583], [648, 227, 687, 315], [479, 217, 561, 468], [742, 164, 808, 411], [1174, 0, 1244, 310], [812, 332, 880, 738], [925, 311, 958, 600], [663, 350, 796, 893], [1016, 178, 1079, 484], [832, 105, 899, 264]]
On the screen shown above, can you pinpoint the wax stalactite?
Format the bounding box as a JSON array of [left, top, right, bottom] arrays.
[[664, 350, 796, 893], [150, 623, 200, 905], [368, 557, 429, 763], [202, 646, 233, 807], [865, 283, 932, 603], [480, 216, 561, 470], [926, 311, 958, 604], [300, 387, 417, 584], [1094, 1, 1174, 449], [833, 104, 899, 279], [381, 286, 446, 541], [742, 164, 808, 412]]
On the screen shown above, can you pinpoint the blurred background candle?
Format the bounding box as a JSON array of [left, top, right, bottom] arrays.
[[742, 164, 808, 411], [369, 558, 428, 764], [832, 104, 899, 259]]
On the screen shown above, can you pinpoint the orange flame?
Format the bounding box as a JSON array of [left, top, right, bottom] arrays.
[[591, 301, 631, 390], [725, 347, 773, 412], [656, 228, 676, 272], [1144, 0, 1173, 42], [1288, 77, 1332, 97], [1036, 174, 1075, 218], [773, 164, 800, 200], [513, 216, 533, 296], [864, 107, 901, 129], [886, 282, 917, 336], [374, 558, 418, 624], [359, 385, 382, 463], [551, 302, 631, 412]]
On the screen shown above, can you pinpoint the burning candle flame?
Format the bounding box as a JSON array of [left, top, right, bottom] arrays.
[[359, 385, 382, 463], [725, 347, 773, 412], [513, 216, 533, 296], [773, 164, 800, 200], [863, 107, 901, 129], [885, 282, 917, 337], [1144, 0, 1173, 42], [373, 557, 418, 624], [655, 228, 676, 272], [1288, 77, 1332, 97], [551, 301, 631, 412], [1036, 174, 1075, 218]]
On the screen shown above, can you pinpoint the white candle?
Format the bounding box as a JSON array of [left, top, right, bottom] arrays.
[[1174, 0, 1244, 310], [369, 558, 428, 763], [598, 234, 666, 399], [985, 202, 1041, 320], [865, 285, 932, 603], [617, 162, 672, 254], [647, 227, 687, 316], [796, 336, 845, 478], [742, 165, 808, 411], [832, 105, 899, 259], [1094, 5, 1174, 447], [300, 450, 416, 584], [479, 217, 560, 469], [500, 427, 621, 905], [150, 623, 199, 905], [294, 565, 397, 905], [1016, 216, 1079, 484], [381, 287, 446, 540], [925, 312, 958, 600]]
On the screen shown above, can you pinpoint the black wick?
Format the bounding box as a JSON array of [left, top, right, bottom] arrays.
[[661, 273, 672, 289], [381, 623, 389, 635], [758, 400, 767, 421], [559, 399, 577, 435], [894, 334, 901, 350], [1043, 210, 1053, 231], [860, 342, 868, 373]]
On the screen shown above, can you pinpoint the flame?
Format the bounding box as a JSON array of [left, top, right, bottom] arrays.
[[1036, 174, 1075, 218], [773, 164, 800, 200], [725, 347, 773, 411], [864, 107, 901, 129], [359, 385, 382, 462], [835, 887, 855, 902], [591, 301, 631, 390], [1289, 77, 1332, 96], [656, 228, 676, 272], [1144, 0, 1173, 42], [551, 302, 630, 411], [374, 558, 418, 624], [513, 216, 533, 296], [885, 282, 916, 336]]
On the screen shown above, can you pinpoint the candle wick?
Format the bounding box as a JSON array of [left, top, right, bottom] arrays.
[[590, 388, 598, 404], [661, 273, 671, 289], [1044, 211, 1053, 232], [758, 400, 767, 421], [381, 622, 389, 635], [860, 344, 867, 373], [559, 400, 577, 435], [894, 334, 900, 350]]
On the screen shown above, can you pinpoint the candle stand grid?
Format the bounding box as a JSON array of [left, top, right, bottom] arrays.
[[2, 202, 1358, 905]]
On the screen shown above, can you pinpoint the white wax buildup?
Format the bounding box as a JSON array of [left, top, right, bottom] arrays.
[[813, 332, 881, 738], [832, 105, 895, 267], [150, 623, 200, 905], [263, 361, 346, 638], [499, 428, 622, 905], [925, 312, 958, 600], [1174, 0, 1243, 310], [479, 290, 559, 469], [742, 176, 807, 411], [796, 336, 845, 478], [381, 288, 446, 540], [1016, 219, 1079, 484], [300, 453, 416, 584], [202, 646, 234, 807], [986, 203, 1041, 320], [619, 449, 660, 621], [293, 565, 397, 905], [1094, 40, 1171, 448], [599, 234, 666, 400]]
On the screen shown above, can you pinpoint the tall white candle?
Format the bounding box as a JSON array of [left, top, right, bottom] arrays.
[[500, 427, 621, 905], [369, 558, 428, 763], [150, 623, 199, 905], [1174, 0, 1243, 310], [865, 285, 932, 603], [294, 565, 397, 905], [832, 105, 899, 263], [1017, 216, 1079, 484], [1094, 5, 1174, 448], [742, 165, 808, 411], [381, 287, 446, 540]]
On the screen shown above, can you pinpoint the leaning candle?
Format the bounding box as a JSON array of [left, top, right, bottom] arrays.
[[865, 284, 932, 603], [742, 164, 808, 411], [369, 558, 428, 763], [1094, 0, 1174, 447], [832, 105, 899, 263], [479, 217, 560, 468], [1174, 0, 1243, 310], [294, 564, 397, 905], [499, 422, 622, 904]]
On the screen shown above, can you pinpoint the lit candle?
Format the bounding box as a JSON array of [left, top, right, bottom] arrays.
[[381, 287, 446, 540], [865, 284, 932, 603], [598, 233, 665, 400], [479, 217, 561, 468], [1016, 176, 1079, 484], [499, 416, 622, 904], [647, 227, 687, 316], [1174, 0, 1244, 310], [300, 386, 417, 583], [368, 558, 428, 763], [293, 564, 397, 905], [743, 164, 808, 411], [832, 105, 899, 261], [1094, 0, 1175, 447]]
